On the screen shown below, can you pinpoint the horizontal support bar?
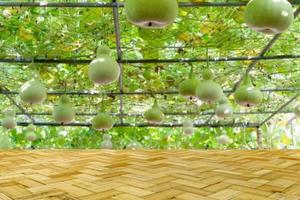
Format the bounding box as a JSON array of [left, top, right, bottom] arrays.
[[1, 88, 299, 96], [15, 121, 259, 128], [16, 110, 294, 117], [122, 54, 300, 64], [0, 2, 246, 8], [1, 54, 300, 65], [1, 2, 299, 8], [0, 90, 177, 96]]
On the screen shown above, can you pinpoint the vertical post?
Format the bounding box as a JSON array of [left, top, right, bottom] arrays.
[[256, 127, 262, 149], [291, 122, 295, 147], [112, 0, 124, 124], [289, 117, 296, 147]]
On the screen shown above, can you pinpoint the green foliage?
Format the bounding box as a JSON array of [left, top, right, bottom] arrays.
[[0, 124, 293, 150], [0, 1, 299, 149]]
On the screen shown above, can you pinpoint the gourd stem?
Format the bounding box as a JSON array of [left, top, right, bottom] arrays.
[[32, 59, 42, 80], [64, 81, 67, 93], [96, 45, 110, 57], [60, 95, 71, 104], [219, 94, 228, 105], [153, 98, 159, 108], [206, 44, 209, 68], [188, 64, 194, 79], [242, 75, 252, 86], [28, 61, 40, 80], [150, 94, 159, 108], [100, 95, 105, 112]]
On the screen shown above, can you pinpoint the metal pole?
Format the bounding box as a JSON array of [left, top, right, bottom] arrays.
[[112, 0, 124, 124], [122, 54, 300, 64], [256, 127, 262, 149], [1, 54, 300, 65], [0, 2, 299, 8], [1, 87, 34, 123], [259, 93, 299, 126], [14, 110, 295, 117], [1, 88, 299, 96], [14, 121, 260, 128]]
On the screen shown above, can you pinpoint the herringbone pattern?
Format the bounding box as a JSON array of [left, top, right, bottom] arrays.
[[0, 150, 300, 200]]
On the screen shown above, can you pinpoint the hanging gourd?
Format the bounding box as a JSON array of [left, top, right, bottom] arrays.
[[88, 45, 120, 85], [196, 69, 222, 103], [53, 95, 76, 124], [234, 75, 263, 107], [182, 119, 194, 135], [25, 124, 37, 142], [27, 124, 35, 132], [218, 135, 233, 145], [244, 0, 294, 34], [25, 132, 37, 142], [144, 99, 164, 124], [2, 110, 16, 129], [126, 141, 143, 150], [179, 65, 201, 99], [101, 134, 113, 149], [20, 79, 47, 104], [295, 105, 300, 118], [0, 133, 12, 149], [215, 96, 233, 119], [125, 0, 178, 29], [92, 112, 113, 131]]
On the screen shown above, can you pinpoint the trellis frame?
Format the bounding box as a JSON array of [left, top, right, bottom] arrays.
[[0, 1, 299, 131]]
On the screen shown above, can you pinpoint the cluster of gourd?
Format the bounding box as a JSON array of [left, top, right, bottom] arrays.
[[2, 45, 118, 133], [2, 110, 38, 142], [123, 0, 296, 135], [1, 0, 298, 138], [124, 0, 294, 33], [177, 67, 263, 134]]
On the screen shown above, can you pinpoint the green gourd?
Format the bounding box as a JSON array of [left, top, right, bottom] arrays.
[[53, 95, 75, 124], [244, 0, 294, 34], [2, 110, 16, 129], [182, 119, 194, 135], [215, 96, 233, 119], [101, 140, 113, 149], [92, 112, 113, 131], [25, 124, 37, 142], [101, 134, 113, 149], [234, 75, 263, 107], [196, 69, 222, 103], [125, 0, 178, 29], [179, 67, 201, 99], [25, 132, 37, 142], [218, 135, 233, 145], [20, 79, 47, 104], [144, 99, 164, 124], [126, 141, 143, 150], [0, 133, 12, 149], [88, 45, 120, 85], [27, 124, 35, 132]]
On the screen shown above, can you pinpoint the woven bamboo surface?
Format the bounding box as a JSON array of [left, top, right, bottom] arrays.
[[0, 150, 300, 200]]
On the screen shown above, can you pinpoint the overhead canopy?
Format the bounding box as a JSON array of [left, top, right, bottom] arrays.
[[0, 1, 299, 128]]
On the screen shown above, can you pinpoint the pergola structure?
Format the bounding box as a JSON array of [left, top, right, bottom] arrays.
[[0, 1, 299, 144]]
